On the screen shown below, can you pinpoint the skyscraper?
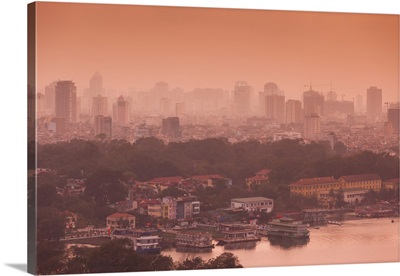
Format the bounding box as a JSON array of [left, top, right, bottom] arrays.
[[366, 86, 383, 122], [94, 115, 112, 139], [162, 117, 181, 138], [304, 113, 321, 140], [113, 95, 130, 126], [263, 82, 285, 123], [89, 71, 104, 96], [45, 81, 57, 115], [387, 108, 399, 133], [55, 80, 77, 124], [286, 99, 303, 124], [303, 89, 324, 116], [91, 95, 108, 117], [234, 81, 252, 116]]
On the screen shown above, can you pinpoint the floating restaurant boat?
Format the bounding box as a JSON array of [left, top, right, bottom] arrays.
[[217, 223, 260, 245], [111, 229, 161, 254], [175, 232, 214, 249], [265, 217, 310, 238]]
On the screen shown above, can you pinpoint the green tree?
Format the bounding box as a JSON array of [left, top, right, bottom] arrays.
[[84, 169, 127, 206], [206, 252, 243, 269]]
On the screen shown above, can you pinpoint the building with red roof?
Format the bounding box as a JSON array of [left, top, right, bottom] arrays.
[[106, 212, 136, 230], [190, 174, 229, 188], [245, 169, 271, 189], [339, 174, 382, 191]]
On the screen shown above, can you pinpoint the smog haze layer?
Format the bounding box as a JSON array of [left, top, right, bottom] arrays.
[[36, 2, 399, 102]]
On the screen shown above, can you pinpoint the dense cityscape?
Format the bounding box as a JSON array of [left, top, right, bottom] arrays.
[[31, 73, 399, 155], [28, 73, 400, 274]]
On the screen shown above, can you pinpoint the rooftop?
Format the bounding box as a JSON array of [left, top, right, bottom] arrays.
[[340, 174, 381, 182], [107, 212, 135, 219], [231, 197, 273, 203], [289, 176, 337, 187]]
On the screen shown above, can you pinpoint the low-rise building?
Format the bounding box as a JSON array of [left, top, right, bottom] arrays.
[[288, 177, 340, 197], [230, 197, 274, 213], [245, 169, 271, 189], [339, 174, 382, 192], [106, 212, 136, 230], [190, 174, 230, 188]]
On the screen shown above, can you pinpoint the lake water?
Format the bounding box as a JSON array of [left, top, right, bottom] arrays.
[[162, 217, 400, 268]]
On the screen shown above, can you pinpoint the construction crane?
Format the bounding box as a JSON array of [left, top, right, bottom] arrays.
[[304, 82, 331, 91]]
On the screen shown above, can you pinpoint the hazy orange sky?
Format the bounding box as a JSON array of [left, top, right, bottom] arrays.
[[36, 2, 399, 102]]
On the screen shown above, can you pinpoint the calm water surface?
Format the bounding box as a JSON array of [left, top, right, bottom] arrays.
[[162, 217, 400, 267]]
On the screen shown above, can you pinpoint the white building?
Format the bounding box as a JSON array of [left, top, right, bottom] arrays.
[[273, 132, 302, 141], [231, 197, 274, 213]]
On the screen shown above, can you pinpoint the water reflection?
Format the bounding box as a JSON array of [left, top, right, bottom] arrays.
[[176, 246, 213, 253], [267, 236, 310, 250], [223, 241, 257, 250]]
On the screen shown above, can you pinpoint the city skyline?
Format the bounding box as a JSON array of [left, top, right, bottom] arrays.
[[36, 2, 398, 103]]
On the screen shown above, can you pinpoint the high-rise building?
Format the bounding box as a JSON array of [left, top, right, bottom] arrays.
[[162, 117, 181, 138], [89, 71, 104, 96], [286, 99, 302, 124], [94, 115, 112, 139], [55, 80, 77, 124], [366, 86, 382, 122], [234, 81, 252, 116], [304, 113, 321, 140], [263, 82, 285, 123], [303, 89, 324, 116], [326, 132, 337, 150], [387, 108, 399, 133], [91, 95, 108, 117], [175, 102, 185, 117], [45, 81, 57, 115], [113, 95, 130, 126], [265, 94, 285, 123], [160, 97, 171, 116], [355, 94, 364, 114]]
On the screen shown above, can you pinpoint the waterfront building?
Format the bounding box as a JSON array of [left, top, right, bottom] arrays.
[[366, 86, 382, 122], [339, 174, 382, 192], [289, 177, 341, 197], [289, 174, 382, 198], [106, 213, 136, 230], [230, 197, 274, 213]]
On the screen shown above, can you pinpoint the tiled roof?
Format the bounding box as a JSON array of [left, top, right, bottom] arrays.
[[256, 169, 271, 176], [107, 212, 135, 219], [245, 175, 269, 181], [385, 178, 399, 184], [191, 174, 225, 180], [148, 176, 183, 183], [340, 174, 381, 182], [289, 176, 337, 187], [231, 197, 273, 203]]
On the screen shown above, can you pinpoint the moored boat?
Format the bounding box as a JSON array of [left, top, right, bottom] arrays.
[[266, 217, 310, 238]]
